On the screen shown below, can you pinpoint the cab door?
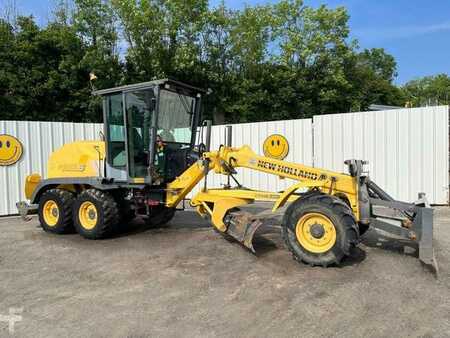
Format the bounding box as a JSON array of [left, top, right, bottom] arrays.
[[124, 88, 156, 182], [104, 93, 128, 181]]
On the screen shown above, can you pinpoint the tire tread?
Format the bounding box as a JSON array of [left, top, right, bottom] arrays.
[[73, 189, 119, 239], [38, 188, 75, 234], [282, 192, 359, 267]]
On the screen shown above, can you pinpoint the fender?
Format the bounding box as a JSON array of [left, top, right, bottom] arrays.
[[28, 177, 142, 204], [272, 181, 327, 212]]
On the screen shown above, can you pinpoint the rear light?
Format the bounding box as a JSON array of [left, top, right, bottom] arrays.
[[146, 199, 160, 206]]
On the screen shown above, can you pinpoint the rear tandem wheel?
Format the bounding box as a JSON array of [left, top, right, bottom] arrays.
[[38, 188, 75, 234], [72, 189, 119, 239]]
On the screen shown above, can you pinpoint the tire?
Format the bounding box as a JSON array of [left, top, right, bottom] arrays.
[[73, 189, 119, 239], [145, 207, 175, 227], [115, 199, 136, 233], [38, 189, 75, 234], [121, 206, 136, 223], [282, 193, 359, 267], [114, 193, 136, 224], [358, 223, 370, 236]]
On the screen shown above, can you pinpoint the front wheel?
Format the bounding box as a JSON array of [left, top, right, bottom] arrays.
[[282, 193, 359, 267]]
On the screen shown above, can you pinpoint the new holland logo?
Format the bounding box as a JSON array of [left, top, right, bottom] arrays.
[[59, 164, 87, 172], [256, 159, 327, 181]]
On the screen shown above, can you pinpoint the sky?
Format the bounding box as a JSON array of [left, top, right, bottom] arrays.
[[6, 0, 450, 84]]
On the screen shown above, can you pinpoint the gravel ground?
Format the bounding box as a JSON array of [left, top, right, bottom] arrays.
[[0, 205, 449, 338]]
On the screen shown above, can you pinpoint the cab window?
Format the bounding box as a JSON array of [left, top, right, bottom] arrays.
[[105, 94, 126, 167], [158, 89, 195, 145]]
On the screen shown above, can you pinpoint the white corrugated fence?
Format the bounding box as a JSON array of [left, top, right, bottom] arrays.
[[313, 106, 449, 204], [0, 121, 102, 215], [0, 105, 448, 216]]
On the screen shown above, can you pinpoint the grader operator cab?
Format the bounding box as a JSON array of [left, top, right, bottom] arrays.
[[18, 79, 437, 273], [96, 79, 204, 186]]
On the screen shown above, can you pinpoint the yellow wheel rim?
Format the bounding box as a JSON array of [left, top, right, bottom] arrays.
[[78, 201, 98, 230], [295, 213, 337, 254], [43, 200, 59, 226]]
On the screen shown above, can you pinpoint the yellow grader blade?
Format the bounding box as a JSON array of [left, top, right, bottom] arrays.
[[223, 210, 263, 253]]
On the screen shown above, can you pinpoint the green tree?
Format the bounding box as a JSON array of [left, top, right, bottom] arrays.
[[73, 0, 123, 120], [0, 16, 94, 121], [112, 0, 208, 81], [402, 74, 450, 107], [197, 2, 274, 122], [197, 2, 235, 122], [0, 19, 16, 116], [267, 0, 356, 117], [344, 49, 405, 111], [0, 0, 445, 125], [358, 48, 397, 82]]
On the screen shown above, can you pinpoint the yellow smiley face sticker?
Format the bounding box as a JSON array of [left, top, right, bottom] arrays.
[[263, 134, 289, 160], [0, 134, 23, 166]]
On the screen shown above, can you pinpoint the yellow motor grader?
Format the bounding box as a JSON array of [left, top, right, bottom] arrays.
[[17, 79, 436, 270]]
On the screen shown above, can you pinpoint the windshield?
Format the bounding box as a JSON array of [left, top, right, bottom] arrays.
[[157, 89, 195, 144]]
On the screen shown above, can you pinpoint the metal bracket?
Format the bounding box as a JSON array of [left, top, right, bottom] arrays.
[[369, 218, 412, 239], [369, 202, 438, 276], [16, 201, 38, 221]]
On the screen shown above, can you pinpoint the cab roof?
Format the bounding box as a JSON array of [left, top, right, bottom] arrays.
[[92, 78, 207, 96]]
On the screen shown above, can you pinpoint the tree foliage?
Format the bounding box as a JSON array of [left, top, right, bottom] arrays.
[[0, 16, 92, 121], [402, 74, 450, 107], [0, 0, 445, 123]]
